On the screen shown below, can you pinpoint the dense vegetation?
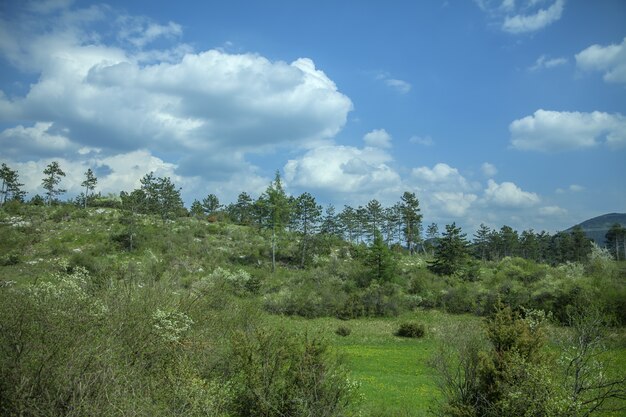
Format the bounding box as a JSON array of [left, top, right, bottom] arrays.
[[0, 162, 625, 416]]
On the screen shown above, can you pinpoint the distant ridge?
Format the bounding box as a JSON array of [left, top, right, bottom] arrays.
[[566, 213, 626, 246]]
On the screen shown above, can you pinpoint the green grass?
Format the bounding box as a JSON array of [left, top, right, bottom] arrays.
[[274, 311, 482, 416]]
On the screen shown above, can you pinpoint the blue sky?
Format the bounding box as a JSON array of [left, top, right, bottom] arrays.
[[0, 0, 624, 234]]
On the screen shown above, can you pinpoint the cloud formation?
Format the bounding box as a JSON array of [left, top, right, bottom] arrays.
[[529, 54, 567, 71], [481, 162, 498, 177], [484, 179, 540, 207], [476, 0, 565, 34], [363, 129, 392, 148], [509, 110, 626, 151], [576, 37, 626, 85]]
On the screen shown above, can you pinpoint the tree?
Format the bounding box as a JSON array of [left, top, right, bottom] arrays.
[[138, 173, 184, 222], [605, 223, 626, 261], [0, 163, 25, 205], [258, 171, 291, 272], [339, 205, 357, 243], [365, 230, 395, 283], [201, 193, 221, 217], [320, 204, 341, 237], [230, 192, 253, 225], [365, 199, 384, 240], [473, 223, 491, 261], [42, 161, 66, 205], [428, 223, 469, 276], [570, 225, 592, 262], [399, 192, 423, 255], [190, 199, 204, 217], [498, 225, 519, 258], [425, 222, 439, 256], [293, 192, 322, 268], [80, 168, 98, 208]]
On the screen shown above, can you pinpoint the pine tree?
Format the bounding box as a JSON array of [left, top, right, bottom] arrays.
[[293, 192, 322, 268], [0, 163, 25, 205], [473, 223, 491, 261], [201, 193, 221, 216], [400, 191, 423, 255], [42, 161, 66, 205], [81, 168, 98, 208], [428, 222, 469, 276], [258, 171, 291, 272]]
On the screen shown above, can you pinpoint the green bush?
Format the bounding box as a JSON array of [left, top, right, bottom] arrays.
[[335, 325, 352, 337], [395, 321, 425, 338]]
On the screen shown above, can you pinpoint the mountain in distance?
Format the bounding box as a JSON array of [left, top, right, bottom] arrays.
[[566, 213, 626, 246]]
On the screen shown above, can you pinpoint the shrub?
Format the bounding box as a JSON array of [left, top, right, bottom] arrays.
[[395, 321, 425, 338], [335, 325, 352, 337]]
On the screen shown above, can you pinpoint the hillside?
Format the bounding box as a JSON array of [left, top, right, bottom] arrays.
[[566, 213, 626, 246]]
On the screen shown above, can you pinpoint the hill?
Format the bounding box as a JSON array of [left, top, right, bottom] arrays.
[[567, 212, 626, 246]]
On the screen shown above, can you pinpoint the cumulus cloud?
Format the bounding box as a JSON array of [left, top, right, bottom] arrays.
[[509, 109, 626, 151], [363, 129, 392, 148], [432, 192, 478, 217], [529, 54, 567, 71], [284, 145, 400, 198], [412, 163, 471, 190], [476, 0, 565, 34], [484, 179, 540, 207], [576, 37, 626, 85], [481, 162, 497, 177], [0, 3, 353, 183]]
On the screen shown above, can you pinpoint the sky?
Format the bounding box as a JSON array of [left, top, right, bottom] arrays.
[[0, 0, 625, 235]]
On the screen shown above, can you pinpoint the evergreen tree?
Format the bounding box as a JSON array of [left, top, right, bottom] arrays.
[[473, 223, 491, 261], [0, 163, 25, 204], [42, 161, 66, 205], [366, 199, 384, 240], [320, 204, 341, 237], [138, 173, 184, 222], [520, 229, 540, 262], [428, 222, 470, 276], [339, 205, 357, 243], [399, 191, 423, 255], [425, 222, 439, 255], [258, 171, 291, 272], [366, 230, 395, 283], [570, 225, 592, 262], [499, 225, 519, 258], [190, 199, 204, 217], [201, 193, 221, 216], [81, 168, 98, 208], [231, 192, 253, 224], [293, 192, 322, 268], [605, 223, 626, 261]]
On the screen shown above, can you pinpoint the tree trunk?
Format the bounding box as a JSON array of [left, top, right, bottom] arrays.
[[271, 228, 276, 273]]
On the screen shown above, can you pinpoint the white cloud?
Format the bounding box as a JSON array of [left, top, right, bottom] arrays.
[[481, 162, 498, 177], [529, 54, 567, 71], [384, 78, 412, 94], [0, 5, 353, 183], [432, 192, 478, 217], [502, 0, 564, 33], [569, 184, 584, 192], [284, 145, 400, 198], [576, 37, 626, 84], [509, 109, 626, 151], [539, 205, 567, 216], [484, 179, 540, 207], [412, 163, 471, 190], [363, 129, 392, 148], [476, 0, 565, 34], [376, 73, 412, 94], [409, 135, 434, 146]]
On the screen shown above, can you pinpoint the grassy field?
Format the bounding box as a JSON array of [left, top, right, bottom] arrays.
[[276, 311, 626, 417]]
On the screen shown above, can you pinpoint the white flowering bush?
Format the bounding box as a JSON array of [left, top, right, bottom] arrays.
[[152, 308, 194, 343]]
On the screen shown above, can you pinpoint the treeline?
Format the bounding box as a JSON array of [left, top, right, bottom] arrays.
[[2, 161, 625, 263]]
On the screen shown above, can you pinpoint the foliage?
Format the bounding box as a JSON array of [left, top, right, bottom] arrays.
[[429, 223, 470, 276], [42, 161, 66, 205], [395, 321, 425, 338]]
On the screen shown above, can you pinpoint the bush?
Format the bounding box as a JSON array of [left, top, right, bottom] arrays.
[[395, 322, 425, 338], [335, 325, 352, 337]]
